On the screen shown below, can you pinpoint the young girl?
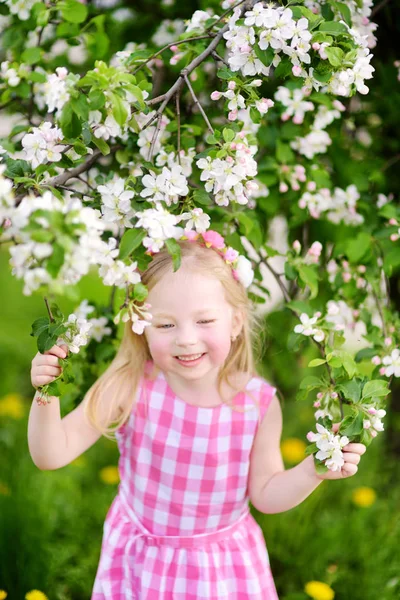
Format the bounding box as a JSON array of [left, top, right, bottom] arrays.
[[28, 237, 366, 599]]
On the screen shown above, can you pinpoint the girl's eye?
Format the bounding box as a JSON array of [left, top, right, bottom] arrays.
[[156, 320, 215, 329]]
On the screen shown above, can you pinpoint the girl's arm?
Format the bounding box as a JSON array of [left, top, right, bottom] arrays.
[[28, 344, 118, 470], [248, 395, 365, 514], [28, 391, 103, 470]]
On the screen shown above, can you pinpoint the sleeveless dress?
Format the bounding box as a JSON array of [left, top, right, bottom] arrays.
[[91, 360, 279, 599]]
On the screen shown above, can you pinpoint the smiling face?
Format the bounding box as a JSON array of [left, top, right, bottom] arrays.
[[144, 263, 243, 387]]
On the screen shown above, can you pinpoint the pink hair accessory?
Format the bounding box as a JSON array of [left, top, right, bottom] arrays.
[[180, 229, 254, 289]]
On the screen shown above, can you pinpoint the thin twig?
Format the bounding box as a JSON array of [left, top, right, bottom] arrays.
[[132, 35, 214, 76], [211, 51, 230, 67], [205, 0, 248, 31], [148, 114, 163, 161], [141, 20, 232, 132], [44, 297, 55, 323], [184, 74, 215, 134], [176, 92, 181, 163], [260, 258, 291, 303]]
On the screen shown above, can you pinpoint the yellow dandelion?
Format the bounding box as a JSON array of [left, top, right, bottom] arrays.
[[281, 437, 307, 464], [305, 580, 335, 600], [25, 591, 48, 600], [71, 455, 87, 468], [0, 590, 8, 599], [99, 466, 120, 485], [0, 393, 25, 419], [0, 482, 11, 496], [351, 486, 376, 508]]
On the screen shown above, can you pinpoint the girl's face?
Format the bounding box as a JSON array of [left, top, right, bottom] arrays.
[[144, 266, 243, 384]]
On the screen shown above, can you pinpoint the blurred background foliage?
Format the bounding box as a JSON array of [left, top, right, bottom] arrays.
[[1, 0, 400, 598]]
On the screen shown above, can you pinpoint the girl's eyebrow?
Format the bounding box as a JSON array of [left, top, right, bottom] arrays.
[[153, 308, 218, 318]]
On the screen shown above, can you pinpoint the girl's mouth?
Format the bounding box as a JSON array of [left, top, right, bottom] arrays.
[[174, 352, 206, 367]]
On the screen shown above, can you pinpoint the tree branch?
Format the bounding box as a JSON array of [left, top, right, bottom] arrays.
[[184, 74, 215, 135]]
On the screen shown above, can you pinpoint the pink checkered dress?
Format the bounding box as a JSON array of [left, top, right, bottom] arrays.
[[91, 360, 279, 599]]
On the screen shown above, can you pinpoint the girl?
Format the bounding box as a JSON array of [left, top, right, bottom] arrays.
[[28, 236, 366, 599]]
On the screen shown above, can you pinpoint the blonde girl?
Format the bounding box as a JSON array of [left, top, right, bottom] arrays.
[[29, 236, 366, 599]]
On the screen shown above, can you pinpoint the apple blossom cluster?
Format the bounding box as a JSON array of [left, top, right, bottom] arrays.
[[98, 176, 135, 230], [274, 86, 314, 125], [152, 18, 185, 46], [0, 182, 137, 295], [210, 80, 274, 122], [224, 5, 311, 78], [139, 166, 189, 207], [113, 300, 153, 335], [155, 148, 196, 178], [374, 349, 400, 378], [223, 2, 375, 99], [1, 0, 37, 20], [307, 423, 350, 472], [304, 0, 378, 50], [196, 135, 258, 207], [38, 67, 78, 116], [298, 184, 364, 225], [294, 312, 325, 342], [1, 60, 27, 87], [278, 164, 306, 193], [327, 258, 369, 291], [21, 122, 66, 169], [56, 313, 93, 355], [132, 205, 210, 254], [287, 100, 345, 159], [73, 299, 112, 343]]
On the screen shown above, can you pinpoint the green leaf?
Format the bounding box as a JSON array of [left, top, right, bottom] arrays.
[[362, 379, 390, 400], [305, 442, 318, 456], [318, 20, 348, 35], [193, 189, 212, 206], [341, 352, 357, 378], [324, 46, 344, 67], [92, 135, 110, 155], [300, 375, 322, 390], [59, 103, 82, 138], [70, 94, 89, 121], [308, 358, 326, 367], [118, 229, 146, 260], [21, 47, 42, 65], [345, 231, 371, 262], [165, 238, 181, 272], [276, 139, 295, 164], [133, 282, 148, 302], [236, 212, 254, 236], [46, 243, 65, 278], [222, 128, 235, 143], [31, 317, 49, 338], [59, 0, 88, 24], [298, 265, 319, 299], [109, 91, 128, 127], [337, 379, 362, 403], [339, 411, 364, 437], [332, 1, 352, 26], [254, 43, 274, 67], [284, 261, 297, 280]]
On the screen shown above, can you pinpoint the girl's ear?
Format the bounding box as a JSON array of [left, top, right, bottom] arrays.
[[231, 308, 244, 338]]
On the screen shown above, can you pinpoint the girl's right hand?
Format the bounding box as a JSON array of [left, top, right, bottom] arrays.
[[31, 344, 69, 390]]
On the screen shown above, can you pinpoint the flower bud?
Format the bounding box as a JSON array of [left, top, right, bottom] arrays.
[[313, 400, 321, 408], [384, 337, 392, 346], [228, 80, 236, 90], [279, 181, 289, 193], [292, 65, 302, 76], [363, 420, 371, 429], [292, 240, 301, 254], [211, 91, 222, 101], [371, 355, 381, 365]]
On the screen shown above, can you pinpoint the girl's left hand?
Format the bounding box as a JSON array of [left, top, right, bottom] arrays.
[[315, 423, 367, 481]]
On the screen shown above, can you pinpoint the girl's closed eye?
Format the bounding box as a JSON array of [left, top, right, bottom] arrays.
[[156, 320, 216, 329]]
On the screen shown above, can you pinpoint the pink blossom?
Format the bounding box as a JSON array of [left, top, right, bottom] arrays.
[[342, 272, 352, 283], [313, 401, 321, 408], [183, 229, 199, 241], [228, 81, 236, 90], [379, 367, 386, 376], [224, 247, 239, 263], [312, 42, 320, 50], [292, 65, 302, 77], [211, 91, 222, 101], [228, 110, 238, 121], [279, 182, 289, 193], [306, 431, 315, 442], [202, 230, 225, 249]]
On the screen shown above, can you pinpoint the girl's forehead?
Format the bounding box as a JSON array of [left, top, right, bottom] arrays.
[[148, 270, 228, 307]]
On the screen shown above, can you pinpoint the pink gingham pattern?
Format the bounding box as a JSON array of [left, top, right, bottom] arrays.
[[91, 360, 279, 599]]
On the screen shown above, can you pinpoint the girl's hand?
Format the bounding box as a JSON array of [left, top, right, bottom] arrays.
[[315, 423, 367, 480], [31, 344, 69, 390]]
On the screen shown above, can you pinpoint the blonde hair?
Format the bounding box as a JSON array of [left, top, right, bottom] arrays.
[[84, 240, 268, 440]]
